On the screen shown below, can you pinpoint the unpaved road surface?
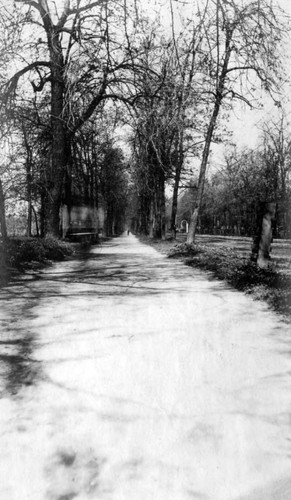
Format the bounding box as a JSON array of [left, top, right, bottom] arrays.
[[0, 234, 291, 500]]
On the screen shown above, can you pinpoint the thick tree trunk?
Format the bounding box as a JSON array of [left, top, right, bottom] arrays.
[[31, 205, 39, 237], [251, 201, 277, 269], [0, 179, 7, 243], [149, 198, 154, 238], [45, 29, 66, 237], [45, 90, 66, 237], [153, 169, 166, 239], [171, 189, 178, 239], [161, 177, 166, 241], [40, 189, 46, 238], [171, 160, 182, 239], [27, 200, 32, 237], [23, 126, 32, 237], [171, 134, 184, 239], [139, 195, 150, 235]]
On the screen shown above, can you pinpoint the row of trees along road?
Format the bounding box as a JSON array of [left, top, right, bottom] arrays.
[[0, 0, 145, 237], [0, 0, 289, 267]]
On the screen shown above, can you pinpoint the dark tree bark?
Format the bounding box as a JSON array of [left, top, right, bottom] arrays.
[[171, 135, 184, 239], [31, 205, 40, 237], [153, 167, 166, 239], [149, 199, 154, 238], [45, 26, 66, 236], [251, 201, 277, 269], [22, 125, 33, 236], [0, 179, 7, 243]]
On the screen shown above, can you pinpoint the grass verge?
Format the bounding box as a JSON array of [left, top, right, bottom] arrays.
[[139, 236, 291, 322], [0, 236, 75, 286]]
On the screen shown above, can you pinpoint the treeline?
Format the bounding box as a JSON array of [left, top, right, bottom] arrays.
[[177, 119, 291, 238], [2, 108, 128, 238]]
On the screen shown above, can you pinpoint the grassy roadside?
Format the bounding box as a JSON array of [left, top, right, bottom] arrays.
[[139, 236, 291, 322], [0, 236, 75, 286]]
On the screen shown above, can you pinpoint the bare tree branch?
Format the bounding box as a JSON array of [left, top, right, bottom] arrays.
[[3, 61, 51, 96], [68, 0, 107, 16]]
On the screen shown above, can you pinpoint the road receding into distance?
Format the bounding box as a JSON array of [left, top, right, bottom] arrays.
[[0, 234, 290, 500]]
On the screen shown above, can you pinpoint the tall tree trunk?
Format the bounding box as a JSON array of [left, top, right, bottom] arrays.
[[171, 178, 179, 239], [149, 198, 154, 238], [186, 29, 233, 245], [0, 179, 7, 243], [23, 125, 33, 237], [27, 200, 32, 237], [45, 28, 66, 237], [140, 195, 150, 235], [112, 217, 116, 236], [40, 188, 46, 238], [161, 173, 166, 240], [153, 168, 166, 239], [171, 155, 183, 239], [63, 141, 73, 238], [31, 205, 39, 237], [251, 201, 277, 269], [186, 99, 221, 244], [46, 83, 66, 236], [27, 166, 32, 237]]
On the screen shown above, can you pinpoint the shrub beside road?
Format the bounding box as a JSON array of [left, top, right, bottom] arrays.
[[0, 237, 74, 285]]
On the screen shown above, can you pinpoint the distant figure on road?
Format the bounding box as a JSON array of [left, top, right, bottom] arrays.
[[127, 229, 130, 235]]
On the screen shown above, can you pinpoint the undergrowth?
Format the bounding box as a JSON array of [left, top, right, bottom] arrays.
[[0, 237, 74, 285]]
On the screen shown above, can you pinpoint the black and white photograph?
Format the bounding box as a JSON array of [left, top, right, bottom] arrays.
[[0, 0, 291, 498]]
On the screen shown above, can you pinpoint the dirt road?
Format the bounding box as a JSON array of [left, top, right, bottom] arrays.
[[0, 234, 290, 500]]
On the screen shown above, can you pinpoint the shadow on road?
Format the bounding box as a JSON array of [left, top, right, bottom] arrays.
[[0, 335, 41, 396], [0, 299, 42, 396], [0, 240, 219, 396]]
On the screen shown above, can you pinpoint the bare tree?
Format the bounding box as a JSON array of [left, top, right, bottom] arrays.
[[186, 0, 287, 244], [0, 0, 143, 236]]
